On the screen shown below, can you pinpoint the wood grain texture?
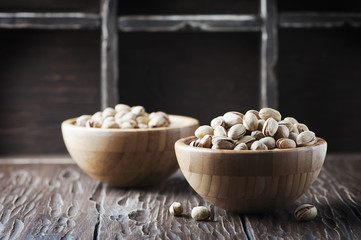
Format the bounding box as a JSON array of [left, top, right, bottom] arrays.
[[0, 163, 99, 239]]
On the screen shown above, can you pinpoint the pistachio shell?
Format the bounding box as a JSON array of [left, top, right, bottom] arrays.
[[295, 123, 309, 133], [76, 115, 92, 126], [262, 118, 278, 137], [210, 116, 225, 129], [274, 125, 290, 139], [102, 107, 116, 118], [296, 131, 317, 146], [191, 206, 210, 221], [227, 124, 246, 140], [214, 126, 227, 137], [294, 204, 317, 221], [257, 119, 265, 131], [148, 115, 167, 128], [199, 135, 212, 148], [243, 112, 259, 131], [115, 104, 131, 112], [251, 130, 264, 140], [246, 110, 260, 120], [121, 120, 137, 129], [289, 132, 298, 142], [86, 119, 102, 128], [211, 137, 234, 150], [259, 108, 282, 121], [102, 120, 120, 129], [234, 143, 248, 150], [190, 139, 200, 147], [195, 125, 214, 139], [131, 106, 146, 116], [276, 138, 296, 149], [136, 116, 150, 125], [250, 141, 268, 150], [259, 137, 275, 149], [284, 117, 299, 125], [235, 135, 256, 148], [121, 112, 137, 122], [223, 111, 243, 128]]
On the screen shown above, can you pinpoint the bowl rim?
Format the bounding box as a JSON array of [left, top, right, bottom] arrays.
[[175, 136, 327, 154], [62, 114, 199, 132]]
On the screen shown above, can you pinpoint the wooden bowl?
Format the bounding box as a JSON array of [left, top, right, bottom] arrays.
[[61, 115, 199, 187], [175, 136, 327, 213]]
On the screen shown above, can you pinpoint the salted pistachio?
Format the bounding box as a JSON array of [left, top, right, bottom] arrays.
[[92, 111, 103, 119], [76, 115, 92, 126], [246, 110, 260, 120], [148, 115, 168, 128], [259, 137, 275, 149], [257, 119, 265, 131], [284, 116, 299, 125], [289, 132, 298, 142], [210, 116, 225, 129], [199, 135, 212, 148], [149, 111, 170, 125], [223, 111, 243, 128], [121, 112, 137, 122], [138, 123, 149, 129], [102, 107, 116, 119], [250, 141, 268, 150], [276, 138, 296, 149], [169, 202, 183, 216], [251, 130, 264, 140], [86, 118, 102, 128], [114, 110, 128, 121], [195, 125, 214, 139], [234, 142, 248, 150], [296, 131, 317, 147], [212, 137, 234, 150], [191, 206, 210, 221], [243, 112, 259, 131], [121, 120, 137, 129], [136, 116, 150, 125], [115, 104, 131, 112], [262, 118, 278, 137], [102, 120, 120, 129], [259, 107, 281, 122], [279, 120, 300, 134], [274, 125, 290, 139], [295, 123, 309, 133], [131, 106, 146, 116], [214, 126, 227, 137], [190, 139, 201, 147], [235, 135, 256, 148], [227, 124, 246, 140], [294, 204, 317, 221]]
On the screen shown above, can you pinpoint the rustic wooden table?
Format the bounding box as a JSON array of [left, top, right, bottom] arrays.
[[0, 154, 360, 239]]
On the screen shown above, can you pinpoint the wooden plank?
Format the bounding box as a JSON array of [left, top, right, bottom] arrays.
[[0, 12, 100, 29], [259, 0, 278, 109], [118, 15, 261, 32], [0, 164, 99, 239], [100, 0, 118, 109], [97, 172, 248, 239], [242, 154, 361, 239]]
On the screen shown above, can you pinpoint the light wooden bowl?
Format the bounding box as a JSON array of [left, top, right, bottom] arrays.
[[175, 136, 327, 213], [61, 115, 199, 187]]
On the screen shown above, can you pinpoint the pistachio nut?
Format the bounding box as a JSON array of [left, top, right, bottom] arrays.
[[136, 116, 150, 125], [210, 116, 225, 129], [121, 112, 137, 122], [227, 124, 246, 140], [148, 115, 168, 128], [259, 136, 275, 149], [190, 139, 200, 147], [115, 104, 131, 112], [76, 115, 92, 126], [149, 111, 170, 125], [276, 138, 296, 149], [246, 110, 260, 120], [289, 132, 298, 142], [214, 126, 227, 137], [257, 119, 265, 131], [86, 119, 102, 128], [294, 204, 317, 221], [251, 130, 264, 140], [211, 137, 234, 150], [250, 141, 268, 150], [169, 202, 183, 216], [121, 120, 137, 129], [92, 111, 103, 119], [295, 123, 309, 133], [262, 118, 278, 137], [243, 112, 259, 131], [274, 125, 290, 139], [296, 131, 317, 146], [102, 107, 116, 119], [283, 116, 299, 125], [223, 111, 243, 128], [235, 135, 256, 148], [138, 123, 149, 129], [199, 135, 212, 148], [102, 120, 120, 129], [259, 107, 281, 122], [131, 106, 146, 116], [195, 125, 214, 139], [191, 206, 210, 221], [234, 142, 248, 150]]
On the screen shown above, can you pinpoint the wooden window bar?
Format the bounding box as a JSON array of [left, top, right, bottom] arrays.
[[0, 0, 360, 109]]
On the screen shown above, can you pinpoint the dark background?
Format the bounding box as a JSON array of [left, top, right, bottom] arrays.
[[0, 0, 360, 154]]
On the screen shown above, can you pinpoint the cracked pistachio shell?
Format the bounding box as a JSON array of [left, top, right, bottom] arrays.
[[295, 123, 309, 133], [227, 124, 246, 140], [195, 125, 214, 139], [115, 104, 131, 112], [235, 135, 256, 148], [250, 141, 268, 150], [274, 125, 290, 139], [259, 108, 282, 122], [86, 119, 102, 128], [234, 142, 248, 150], [211, 137, 234, 150], [294, 204, 317, 221], [169, 202, 183, 216], [102, 107, 116, 119], [246, 110, 260, 120], [284, 117, 299, 125], [243, 112, 259, 131], [76, 115, 92, 126], [148, 115, 168, 128], [190, 139, 201, 147], [296, 131, 317, 146], [251, 130, 264, 140], [210, 116, 225, 129], [257, 119, 265, 131], [262, 118, 279, 137], [276, 138, 296, 149], [259, 136, 275, 149], [214, 126, 227, 137], [223, 111, 244, 128], [131, 106, 146, 116], [198, 135, 212, 148]]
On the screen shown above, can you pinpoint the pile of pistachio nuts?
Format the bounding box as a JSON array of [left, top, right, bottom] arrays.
[[74, 104, 170, 129], [191, 107, 317, 150]]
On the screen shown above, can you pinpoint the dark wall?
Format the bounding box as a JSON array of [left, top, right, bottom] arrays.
[[0, 1, 360, 154]]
